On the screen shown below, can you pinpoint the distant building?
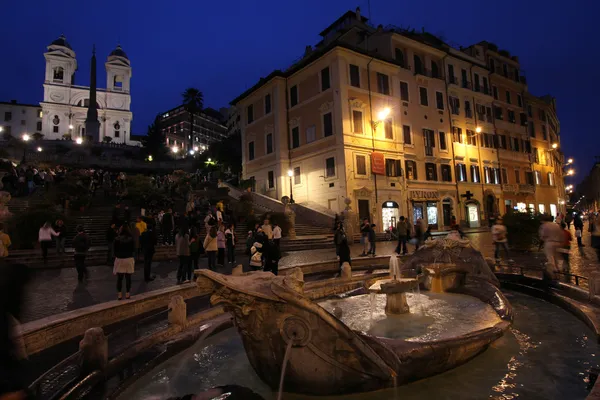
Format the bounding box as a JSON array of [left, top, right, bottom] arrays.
[[226, 106, 241, 137], [158, 105, 227, 155], [0, 100, 43, 138]]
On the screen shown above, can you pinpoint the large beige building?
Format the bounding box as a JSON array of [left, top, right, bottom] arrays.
[[232, 9, 566, 231]]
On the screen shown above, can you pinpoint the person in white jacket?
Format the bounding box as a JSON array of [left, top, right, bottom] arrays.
[[38, 222, 58, 263]]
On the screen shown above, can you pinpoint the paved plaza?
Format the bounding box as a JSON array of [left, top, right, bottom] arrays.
[[19, 229, 600, 323]]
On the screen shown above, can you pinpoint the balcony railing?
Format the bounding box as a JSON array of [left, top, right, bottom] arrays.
[[449, 76, 458, 85], [518, 184, 535, 193], [502, 184, 518, 193], [415, 68, 444, 80]]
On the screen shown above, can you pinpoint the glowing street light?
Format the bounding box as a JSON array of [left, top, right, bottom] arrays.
[[377, 107, 391, 121], [287, 169, 295, 203], [567, 158, 573, 164], [552, 143, 558, 149], [75, 137, 83, 144], [208, 158, 212, 162], [475, 126, 482, 133], [22, 134, 30, 142], [148, 155, 153, 162], [69, 124, 74, 130], [567, 169, 575, 176], [193, 146, 199, 152], [37, 147, 42, 152], [0, 126, 3, 132], [189, 150, 195, 155]]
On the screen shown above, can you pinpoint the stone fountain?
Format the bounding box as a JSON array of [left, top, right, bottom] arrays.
[[196, 236, 513, 396], [0, 191, 12, 221]]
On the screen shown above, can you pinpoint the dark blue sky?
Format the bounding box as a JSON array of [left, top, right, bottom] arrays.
[[1, 0, 597, 181]]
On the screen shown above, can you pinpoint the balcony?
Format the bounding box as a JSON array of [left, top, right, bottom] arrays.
[[449, 76, 458, 85], [462, 81, 472, 89], [502, 184, 518, 193], [425, 146, 434, 156], [415, 68, 444, 80], [518, 184, 535, 194]]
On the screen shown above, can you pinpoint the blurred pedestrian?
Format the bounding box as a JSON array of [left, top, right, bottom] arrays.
[[113, 225, 135, 300], [225, 224, 236, 264], [54, 219, 66, 254], [273, 222, 282, 250], [0, 224, 11, 259], [176, 229, 191, 284], [558, 222, 572, 271], [38, 222, 58, 263], [368, 224, 376, 256], [204, 226, 218, 271], [359, 218, 370, 256], [72, 225, 91, 283], [539, 215, 564, 281], [141, 224, 157, 282], [574, 214, 584, 247], [217, 225, 226, 266], [395, 216, 409, 255], [189, 231, 201, 271], [491, 218, 509, 263]]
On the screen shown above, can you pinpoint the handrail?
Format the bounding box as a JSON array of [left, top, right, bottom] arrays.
[[28, 350, 82, 398]]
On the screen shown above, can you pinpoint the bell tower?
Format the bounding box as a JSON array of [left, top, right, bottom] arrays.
[[105, 45, 131, 92], [44, 35, 77, 86]]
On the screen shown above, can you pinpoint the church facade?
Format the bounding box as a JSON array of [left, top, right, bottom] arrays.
[[40, 35, 133, 143]]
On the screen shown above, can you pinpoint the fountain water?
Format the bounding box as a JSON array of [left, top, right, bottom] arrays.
[[277, 340, 294, 400]]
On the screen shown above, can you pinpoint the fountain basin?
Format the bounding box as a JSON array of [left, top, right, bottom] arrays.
[[367, 278, 419, 314]]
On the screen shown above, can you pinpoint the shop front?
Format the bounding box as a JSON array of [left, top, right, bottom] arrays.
[[409, 189, 440, 229], [465, 201, 481, 228], [381, 201, 399, 231]]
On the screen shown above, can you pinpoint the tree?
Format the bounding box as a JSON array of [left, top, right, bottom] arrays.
[[182, 87, 204, 150], [103, 136, 113, 143], [142, 115, 168, 160]]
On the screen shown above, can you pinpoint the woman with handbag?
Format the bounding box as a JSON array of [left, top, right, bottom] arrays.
[[203, 226, 218, 271]]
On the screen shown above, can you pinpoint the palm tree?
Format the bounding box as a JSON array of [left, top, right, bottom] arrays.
[[182, 88, 204, 151]]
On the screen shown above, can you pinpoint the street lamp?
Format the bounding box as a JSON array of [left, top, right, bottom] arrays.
[[75, 137, 83, 145], [193, 146, 199, 152], [189, 150, 195, 155], [37, 147, 42, 152], [288, 169, 295, 203], [552, 143, 558, 149], [475, 126, 482, 133], [148, 155, 153, 162], [22, 134, 30, 142], [567, 158, 573, 164], [171, 146, 178, 154], [69, 124, 74, 130], [567, 169, 575, 176], [0, 126, 3, 133], [377, 107, 391, 121]]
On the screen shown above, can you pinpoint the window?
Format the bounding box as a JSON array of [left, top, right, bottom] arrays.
[[419, 87, 428, 106], [38, 110, 43, 118], [520, 113, 527, 126], [352, 110, 363, 133], [290, 85, 298, 107], [501, 168, 508, 184], [268, 171, 274, 189], [534, 171, 542, 185], [456, 164, 467, 182], [449, 97, 460, 115], [431, 62, 440, 78], [512, 137, 520, 152], [377, 73, 390, 95], [266, 133, 273, 154], [474, 73, 480, 91], [384, 118, 393, 139], [528, 121, 535, 137], [325, 157, 335, 178], [505, 91, 511, 104], [439, 131, 447, 150], [20, 120, 25, 126], [477, 104, 486, 120], [441, 165, 452, 182], [493, 168, 501, 184], [527, 105, 533, 117], [248, 141, 255, 160], [465, 101, 473, 118], [541, 125, 547, 140], [525, 171, 534, 185], [114, 130, 120, 138], [4, 112, 11, 122], [323, 112, 333, 137], [414, 55, 423, 74], [399, 81, 409, 101], [385, 159, 402, 177], [466, 130, 477, 146], [524, 140, 531, 153], [453, 127, 463, 143], [356, 155, 367, 175], [36, 121, 42, 131], [291, 126, 300, 148], [448, 64, 456, 83], [423, 129, 435, 156], [405, 160, 417, 180], [247, 105, 254, 124], [515, 169, 521, 184], [482, 77, 489, 94], [484, 166, 491, 184], [461, 69, 468, 88], [508, 110, 516, 123], [321, 67, 330, 91], [403, 125, 412, 144], [539, 109, 546, 122], [500, 134, 507, 149], [548, 173, 555, 186], [493, 86, 498, 100], [425, 163, 437, 181], [53, 66, 64, 81], [53, 126, 59, 133], [494, 106, 504, 120], [294, 167, 301, 185], [503, 64, 509, 77], [435, 91, 444, 110], [517, 94, 522, 107], [349, 64, 360, 87], [470, 165, 480, 183], [306, 125, 316, 143], [265, 94, 271, 114], [395, 48, 405, 67], [486, 107, 493, 122]]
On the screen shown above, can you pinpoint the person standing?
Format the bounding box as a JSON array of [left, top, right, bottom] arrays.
[[574, 214, 584, 247], [558, 222, 572, 271], [225, 224, 236, 265], [72, 225, 91, 282], [272, 222, 282, 250], [175, 229, 191, 284], [264, 240, 281, 275], [539, 215, 565, 281], [217, 225, 226, 267], [38, 222, 58, 263], [113, 225, 135, 300], [261, 219, 273, 240], [414, 218, 425, 251], [189, 231, 201, 271], [54, 219, 66, 254], [395, 216, 410, 255], [333, 222, 344, 257], [338, 233, 352, 268], [491, 218, 509, 263], [359, 219, 371, 257], [203, 226, 218, 271], [368, 224, 377, 256], [162, 208, 174, 245], [140, 224, 157, 282], [0, 223, 11, 259]]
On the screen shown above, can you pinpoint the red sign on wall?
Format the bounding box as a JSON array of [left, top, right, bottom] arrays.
[[371, 152, 385, 175]]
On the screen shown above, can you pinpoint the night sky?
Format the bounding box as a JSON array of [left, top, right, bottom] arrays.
[[1, 0, 597, 182]]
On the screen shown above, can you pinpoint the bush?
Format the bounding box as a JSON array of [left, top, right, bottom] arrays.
[[503, 211, 542, 251], [6, 209, 67, 249]]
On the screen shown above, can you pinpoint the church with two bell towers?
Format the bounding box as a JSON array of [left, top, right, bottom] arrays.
[[41, 35, 133, 143]]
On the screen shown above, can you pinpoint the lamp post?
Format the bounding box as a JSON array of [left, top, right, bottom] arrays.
[[21, 133, 30, 163], [288, 169, 294, 204], [75, 137, 83, 145]]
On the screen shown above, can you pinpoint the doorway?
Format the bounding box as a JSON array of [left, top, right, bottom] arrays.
[[485, 194, 495, 218], [442, 198, 452, 227], [382, 201, 399, 231], [358, 199, 370, 222], [466, 203, 480, 228]]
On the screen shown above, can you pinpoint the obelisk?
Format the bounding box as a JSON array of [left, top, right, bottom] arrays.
[[85, 45, 100, 142]]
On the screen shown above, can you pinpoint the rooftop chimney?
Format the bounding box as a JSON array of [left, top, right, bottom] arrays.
[[356, 7, 361, 20]]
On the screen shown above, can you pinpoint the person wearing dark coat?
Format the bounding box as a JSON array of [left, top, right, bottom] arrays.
[[140, 225, 157, 281], [338, 236, 352, 268], [367, 224, 377, 256], [162, 209, 174, 245]]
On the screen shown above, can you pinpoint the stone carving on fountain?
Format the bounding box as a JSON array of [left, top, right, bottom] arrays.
[[197, 262, 513, 396], [0, 191, 12, 221]]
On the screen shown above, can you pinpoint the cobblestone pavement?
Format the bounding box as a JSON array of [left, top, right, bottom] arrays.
[[20, 228, 600, 323]]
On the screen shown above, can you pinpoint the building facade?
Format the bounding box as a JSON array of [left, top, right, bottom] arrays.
[[233, 9, 566, 231], [40, 35, 133, 143], [0, 100, 43, 139], [158, 106, 227, 155]]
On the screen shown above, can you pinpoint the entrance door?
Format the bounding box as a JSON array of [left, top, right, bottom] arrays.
[[466, 203, 480, 228], [485, 194, 495, 218], [442, 199, 452, 227], [381, 201, 399, 231], [358, 199, 370, 222]]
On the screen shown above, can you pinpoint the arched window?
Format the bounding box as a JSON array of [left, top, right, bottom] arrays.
[[113, 75, 123, 90], [53, 67, 64, 82], [413, 55, 423, 74]]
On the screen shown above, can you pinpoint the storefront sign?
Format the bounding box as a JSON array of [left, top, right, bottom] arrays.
[[371, 152, 385, 175], [409, 190, 440, 201]]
